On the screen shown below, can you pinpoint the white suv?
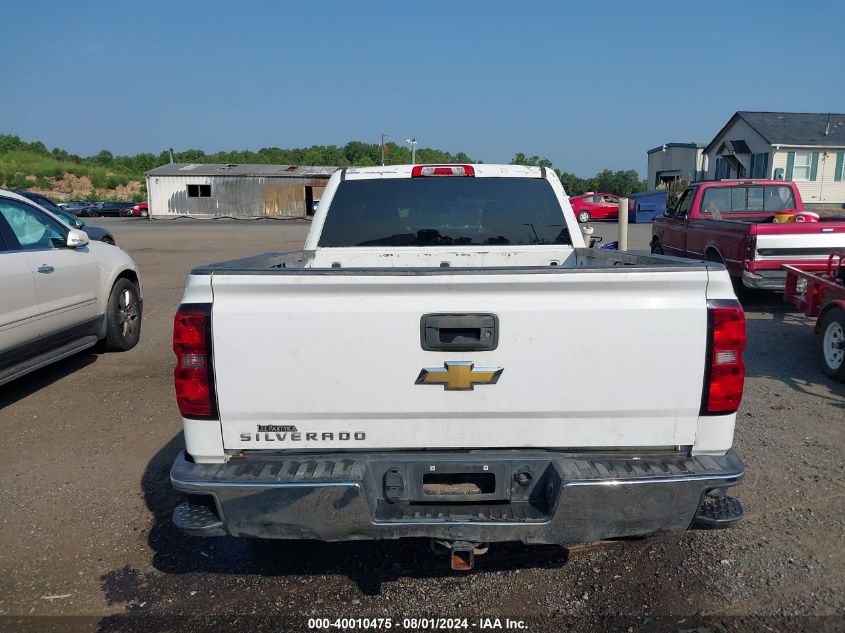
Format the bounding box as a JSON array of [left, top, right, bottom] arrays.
[[0, 189, 143, 386]]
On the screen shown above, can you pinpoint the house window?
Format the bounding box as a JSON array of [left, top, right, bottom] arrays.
[[792, 152, 812, 181], [187, 184, 211, 198]]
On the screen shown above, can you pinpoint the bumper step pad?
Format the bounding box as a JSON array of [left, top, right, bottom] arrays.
[[693, 493, 743, 528], [173, 500, 226, 536]]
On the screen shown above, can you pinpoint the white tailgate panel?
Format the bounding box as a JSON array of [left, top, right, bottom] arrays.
[[212, 271, 708, 450], [755, 230, 845, 260]]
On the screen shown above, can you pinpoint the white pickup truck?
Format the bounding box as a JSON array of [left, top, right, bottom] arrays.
[[169, 164, 746, 569]]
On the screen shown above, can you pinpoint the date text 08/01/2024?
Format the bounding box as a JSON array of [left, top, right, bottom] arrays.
[[307, 617, 527, 630]]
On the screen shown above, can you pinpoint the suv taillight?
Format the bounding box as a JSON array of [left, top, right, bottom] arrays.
[[701, 300, 746, 415], [173, 303, 217, 419]]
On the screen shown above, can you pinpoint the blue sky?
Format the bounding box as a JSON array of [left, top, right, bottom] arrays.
[[2, 0, 843, 176]]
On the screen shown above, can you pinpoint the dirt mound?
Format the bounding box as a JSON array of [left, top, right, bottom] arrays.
[[20, 172, 143, 201]]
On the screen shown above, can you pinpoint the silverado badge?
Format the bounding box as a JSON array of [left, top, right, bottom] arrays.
[[415, 361, 503, 391]]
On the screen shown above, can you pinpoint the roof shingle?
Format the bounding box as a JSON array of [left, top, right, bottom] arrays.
[[738, 111, 845, 146]]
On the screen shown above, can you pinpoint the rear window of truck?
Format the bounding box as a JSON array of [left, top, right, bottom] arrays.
[[701, 185, 796, 215], [318, 177, 571, 247]]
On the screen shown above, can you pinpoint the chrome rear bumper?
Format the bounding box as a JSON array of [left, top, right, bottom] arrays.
[[171, 449, 745, 544], [742, 269, 787, 290]]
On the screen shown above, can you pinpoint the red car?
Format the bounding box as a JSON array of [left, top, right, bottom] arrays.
[[568, 192, 620, 223], [122, 201, 148, 218]]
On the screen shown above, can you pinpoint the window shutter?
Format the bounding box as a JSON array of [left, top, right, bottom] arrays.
[[810, 152, 819, 181], [786, 152, 795, 180], [835, 152, 844, 182], [751, 153, 768, 178]]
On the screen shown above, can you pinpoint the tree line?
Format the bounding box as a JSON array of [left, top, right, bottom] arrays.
[[508, 153, 647, 197], [0, 134, 646, 197]]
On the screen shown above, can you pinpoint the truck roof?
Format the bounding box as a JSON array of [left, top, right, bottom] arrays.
[[341, 163, 547, 180], [692, 179, 796, 187]]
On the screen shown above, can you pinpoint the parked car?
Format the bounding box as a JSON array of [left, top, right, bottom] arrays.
[[122, 201, 148, 218], [568, 192, 621, 222], [81, 201, 134, 217], [15, 191, 67, 216], [14, 192, 117, 245], [0, 189, 143, 386], [60, 200, 96, 214], [651, 179, 845, 290], [169, 163, 746, 570], [50, 206, 116, 245]]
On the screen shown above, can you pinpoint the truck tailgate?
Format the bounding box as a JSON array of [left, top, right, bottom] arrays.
[[210, 270, 709, 450], [754, 224, 845, 262]]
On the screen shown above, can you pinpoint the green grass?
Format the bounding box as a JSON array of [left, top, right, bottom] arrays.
[[0, 150, 140, 192]]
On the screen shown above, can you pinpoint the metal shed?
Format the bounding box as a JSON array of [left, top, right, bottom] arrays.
[[145, 163, 338, 218]]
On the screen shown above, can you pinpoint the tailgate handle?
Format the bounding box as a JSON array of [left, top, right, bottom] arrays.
[[421, 314, 498, 351]]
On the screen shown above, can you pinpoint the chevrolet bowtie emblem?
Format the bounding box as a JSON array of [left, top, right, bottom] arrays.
[[415, 361, 503, 391]]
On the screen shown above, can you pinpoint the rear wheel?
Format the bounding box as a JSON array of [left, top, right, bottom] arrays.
[[577, 210, 591, 223], [89, 210, 100, 217], [650, 238, 664, 255], [819, 308, 845, 381], [102, 278, 142, 352], [705, 249, 747, 299], [705, 248, 724, 264], [101, 236, 115, 245]]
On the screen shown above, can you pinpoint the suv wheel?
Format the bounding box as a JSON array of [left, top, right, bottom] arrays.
[[102, 278, 142, 352]]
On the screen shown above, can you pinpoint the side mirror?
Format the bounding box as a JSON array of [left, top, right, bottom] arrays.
[[66, 228, 90, 248]]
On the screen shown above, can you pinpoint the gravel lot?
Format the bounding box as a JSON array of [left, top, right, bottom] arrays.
[[0, 218, 843, 633]]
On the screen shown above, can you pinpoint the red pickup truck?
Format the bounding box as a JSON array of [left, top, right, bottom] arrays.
[[651, 180, 845, 290]]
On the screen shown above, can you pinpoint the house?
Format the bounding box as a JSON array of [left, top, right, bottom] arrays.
[[704, 111, 845, 208], [646, 142, 706, 188], [145, 163, 338, 218]]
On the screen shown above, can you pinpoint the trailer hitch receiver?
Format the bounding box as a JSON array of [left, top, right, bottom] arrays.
[[432, 539, 489, 571]]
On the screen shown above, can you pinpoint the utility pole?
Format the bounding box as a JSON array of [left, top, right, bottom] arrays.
[[380, 133, 388, 166], [406, 138, 417, 165], [618, 198, 629, 251]]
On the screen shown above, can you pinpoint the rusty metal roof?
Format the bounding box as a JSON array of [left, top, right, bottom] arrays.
[[146, 163, 339, 177]]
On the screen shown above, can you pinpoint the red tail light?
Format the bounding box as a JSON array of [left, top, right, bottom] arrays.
[[701, 300, 746, 415], [173, 303, 217, 419], [745, 234, 756, 256], [411, 165, 475, 177]]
